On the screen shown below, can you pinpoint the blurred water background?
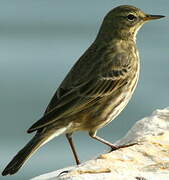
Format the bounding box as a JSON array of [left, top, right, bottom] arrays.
[[0, 0, 168, 179]]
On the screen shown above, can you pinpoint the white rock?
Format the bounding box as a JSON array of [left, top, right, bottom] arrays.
[[31, 107, 169, 180]]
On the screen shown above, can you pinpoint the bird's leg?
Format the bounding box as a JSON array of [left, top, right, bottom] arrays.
[[59, 134, 80, 177], [89, 131, 137, 151], [66, 133, 81, 165], [89, 131, 118, 150]]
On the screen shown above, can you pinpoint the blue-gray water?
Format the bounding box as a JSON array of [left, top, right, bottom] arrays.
[[1, 0, 168, 180]]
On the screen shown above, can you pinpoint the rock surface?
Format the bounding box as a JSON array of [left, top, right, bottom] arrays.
[[31, 108, 169, 180]]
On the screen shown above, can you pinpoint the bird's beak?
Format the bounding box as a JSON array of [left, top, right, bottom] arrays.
[[143, 14, 165, 21]]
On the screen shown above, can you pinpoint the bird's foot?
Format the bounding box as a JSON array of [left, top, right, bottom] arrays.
[[57, 164, 80, 177], [110, 142, 138, 152], [58, 170, 70, 177]]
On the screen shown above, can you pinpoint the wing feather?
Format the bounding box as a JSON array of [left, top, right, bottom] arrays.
[[27, 52, 131, 133]]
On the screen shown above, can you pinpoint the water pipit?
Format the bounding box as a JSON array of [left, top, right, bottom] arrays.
[[2, 5, 164, 176]]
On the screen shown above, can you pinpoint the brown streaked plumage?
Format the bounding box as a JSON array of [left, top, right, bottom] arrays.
[[2, 5, 164, 176]]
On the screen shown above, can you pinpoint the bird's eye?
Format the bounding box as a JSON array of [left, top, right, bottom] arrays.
[[127, 14, 136, 21]]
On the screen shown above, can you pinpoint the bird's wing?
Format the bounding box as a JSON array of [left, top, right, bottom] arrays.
[[27, 52, 131, 133], [43, 43, 105, 114]]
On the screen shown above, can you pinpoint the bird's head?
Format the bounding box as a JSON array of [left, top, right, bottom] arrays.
[[98, 5, 164, 41]]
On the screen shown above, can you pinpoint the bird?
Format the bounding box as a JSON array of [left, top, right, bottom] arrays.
[[2, 5, 164, 176]]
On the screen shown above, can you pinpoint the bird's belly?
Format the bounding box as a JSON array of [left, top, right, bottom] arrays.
[[68, 72, 139, 133], [90, 92, 131, 130], [102, 91, 132, 127], [87, 76, 139, 131]]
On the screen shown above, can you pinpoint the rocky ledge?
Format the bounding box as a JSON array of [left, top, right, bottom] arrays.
[[32, 107, 169, 180]]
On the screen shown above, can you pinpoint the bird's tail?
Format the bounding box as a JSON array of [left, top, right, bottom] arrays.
[[2, 127, 67, 176]]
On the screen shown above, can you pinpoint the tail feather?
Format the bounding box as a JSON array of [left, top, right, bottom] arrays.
[[2, 127, 67, 176]]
